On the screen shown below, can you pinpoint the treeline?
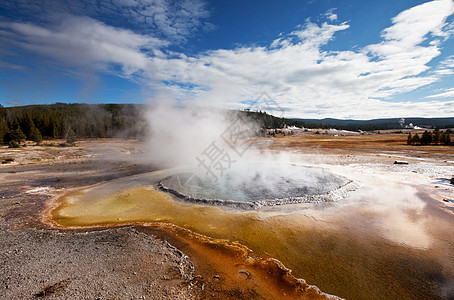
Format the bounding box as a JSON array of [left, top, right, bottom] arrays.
[[407, 128, 452, 146], [238, 110, 301, 129], [6, 103, 451, 148], [292, 117, 454, 131], [0, 103, 295, 146], [0, 103, 147, 146]]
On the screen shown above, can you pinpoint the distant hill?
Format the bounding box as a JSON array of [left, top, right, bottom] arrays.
[[0, 103, 146, 143], [1, 102, 453, 144], [0, 103, 294, 144], [292, 117, 454, 131]]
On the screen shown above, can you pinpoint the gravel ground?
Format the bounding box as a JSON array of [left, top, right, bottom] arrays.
[[1, 226, 194, 299], [0, 141, 197, 299]]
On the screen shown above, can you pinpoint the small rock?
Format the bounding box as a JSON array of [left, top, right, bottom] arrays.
[[238, 270, 252, 280]]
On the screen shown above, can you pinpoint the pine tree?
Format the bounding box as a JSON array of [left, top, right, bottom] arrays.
[[30, 127, 43, 144], [420, 131, 433, 145], [8, 140, 20, 148], [445, 132, 451, 146], [440, 131, 447, 145], [4, 128, 26, 144], [407, 132, 412, 145], [0, 105, 7, 144], [433, 128, 440, 145], [411, 133, 421, 145], [66, 129, 77, 146], [21, 112, 35, 139]]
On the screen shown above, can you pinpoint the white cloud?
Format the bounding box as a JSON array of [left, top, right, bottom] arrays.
[[143, 1, 454, 118], [426, 88, 454, 98], [0, 0, 212, 42], [271, 20, 349, 49], [0, 15, 166, 76], [440, 56, 454, 68], [360, 0, 454, 100], [380, 0, 454, 44], [150, 0, 454, 118], [435, 56, 454, 75], [1, 0, 454, 118], [325, 9, 338, 21]]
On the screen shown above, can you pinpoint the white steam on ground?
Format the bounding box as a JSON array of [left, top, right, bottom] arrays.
[[143, 92, 454, 257], [143, 92, 350, 202], [162, 163, 350, 202]]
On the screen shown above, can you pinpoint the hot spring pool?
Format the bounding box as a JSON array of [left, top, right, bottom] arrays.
[[159, 163, 354, 209]]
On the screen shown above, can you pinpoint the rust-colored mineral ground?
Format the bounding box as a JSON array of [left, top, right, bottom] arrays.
[[43, 186, 331, 299], [43, 171, 454, 299]]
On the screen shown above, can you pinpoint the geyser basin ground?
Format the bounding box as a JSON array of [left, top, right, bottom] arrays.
[[159, 163, 354, 209], [44, 161, 454, 299], [3, 136, 453, 299], [39, 134, 454, 300]]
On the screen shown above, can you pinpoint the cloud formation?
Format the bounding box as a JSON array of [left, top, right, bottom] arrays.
[[435, 56, 454, 75], [1, 15, 165, 75], [1, 0, 454, 118], [145, 0, 454, 118], [426, 88, 454, 98], [0, 0, 212, 42]]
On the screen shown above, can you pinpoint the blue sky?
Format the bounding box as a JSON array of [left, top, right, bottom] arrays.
[[1, 0, 454, 119]]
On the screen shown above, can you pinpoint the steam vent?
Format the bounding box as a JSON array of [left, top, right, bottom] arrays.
[[159, 163, 356, 209]]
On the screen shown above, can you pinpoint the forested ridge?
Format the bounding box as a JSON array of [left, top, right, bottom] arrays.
[[0, 103, 146, 145], [1, 103, 453, 146], [0, 103, 295, 145], [293, 117, 454, 131]]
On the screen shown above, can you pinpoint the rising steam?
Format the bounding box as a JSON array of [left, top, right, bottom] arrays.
[[144, 92, 260, 171]]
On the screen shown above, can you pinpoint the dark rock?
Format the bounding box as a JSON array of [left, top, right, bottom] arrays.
[[394, 161, 409, 165]]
